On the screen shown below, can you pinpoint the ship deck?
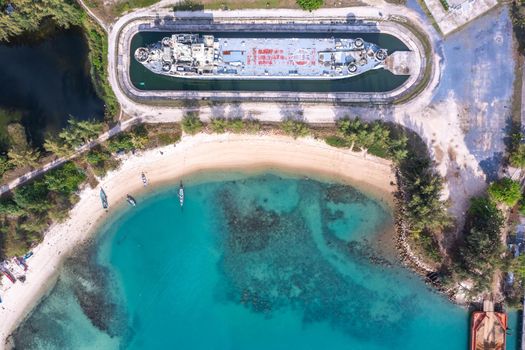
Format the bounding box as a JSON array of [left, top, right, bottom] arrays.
[[215, 37, 381, 77], [470, 301, 507, 350]]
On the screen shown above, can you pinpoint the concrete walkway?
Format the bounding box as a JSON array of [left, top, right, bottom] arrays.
[[77, 0, 109, 32], [0, 118, 139, 196]]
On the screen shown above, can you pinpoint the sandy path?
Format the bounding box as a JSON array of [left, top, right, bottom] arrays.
[[0, 133, 395, 347]]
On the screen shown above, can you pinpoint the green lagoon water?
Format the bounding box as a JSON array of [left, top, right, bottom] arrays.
[[12, 173, 521, 349]]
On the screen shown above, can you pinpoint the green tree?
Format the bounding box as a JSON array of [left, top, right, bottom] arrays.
[[487, 178, 521, 207], [0, 0, 83, 42], [44, 137, 74, 158], [108, 133, 135, 152], [7, 122, 28, 151], [59, 118, 104, 148], [13, 180, 51, 212], [400, 157, 450, 235], [0, 198, 24, 217], [7, 148, 40, 168], [229, 118, 245, 133], [44, 162, 86, 195], [86, 146, 111, 165], [210, 118, 228, 133], [130, 125, 149, 149], [336, 117, 408, 161], [296, 0, 323, 11], [281, 119, 310, 138], [0, 154, 13, 177], [181, 113, 203, 135], [511, 255, 525, 280], [510, 143, 525, 168], [389, 135, 409, 162], [459, 197, 504, 292], [85, 146, 118, 177]]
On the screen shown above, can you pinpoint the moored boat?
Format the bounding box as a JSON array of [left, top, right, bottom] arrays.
[[470, 300, 507, 350], [14, 257, 27, 271], [178, 181, 184, 208], [127, 194, 137, 207], [142, 172, 148, 187], [100, 188, 108, 209], [1, 267, 16, 284]]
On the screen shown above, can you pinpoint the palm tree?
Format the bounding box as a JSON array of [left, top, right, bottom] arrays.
[[8, 148, 40, 168], [75, 120, 103, 141], [44, 138, 73, 158], [0, 155, 12, 176], [344, 133, 358, 151]]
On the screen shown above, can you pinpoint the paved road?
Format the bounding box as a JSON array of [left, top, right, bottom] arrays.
[[77, 0, 108, 32]]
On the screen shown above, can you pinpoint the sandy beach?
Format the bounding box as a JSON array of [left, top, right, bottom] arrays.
[[0, 133, 395, 346]]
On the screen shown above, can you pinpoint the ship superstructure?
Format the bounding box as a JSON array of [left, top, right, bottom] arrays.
[[134, 34, 388, 79]]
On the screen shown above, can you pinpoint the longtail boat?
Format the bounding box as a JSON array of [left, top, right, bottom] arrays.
[[100, 188, 108, 209]]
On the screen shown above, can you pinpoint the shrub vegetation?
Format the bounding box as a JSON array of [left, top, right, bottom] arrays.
[[0, 161, 85, 257], [209, 118, 260, 134], [487, 178, 521, 207], [280, 119, 310, 138], [296, 0, 323, 11], [456, 197, 504, 294], [182, 113, 204, 135]]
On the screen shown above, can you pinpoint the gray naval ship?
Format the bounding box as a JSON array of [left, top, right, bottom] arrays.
[[134, 34, 388, 80]]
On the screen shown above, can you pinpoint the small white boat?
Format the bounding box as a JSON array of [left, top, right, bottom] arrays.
[[141, 172, 148, 187], [178, 181, 184, 208], [126, 194, 137, 207]]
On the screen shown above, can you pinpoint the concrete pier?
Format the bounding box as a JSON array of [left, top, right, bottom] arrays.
[[385, 51, 417, 76]]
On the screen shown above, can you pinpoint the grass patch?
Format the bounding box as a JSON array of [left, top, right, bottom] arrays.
[[324, 135, 348, 148], [114, 0, 158, 15], [144, 123, 182, 147]]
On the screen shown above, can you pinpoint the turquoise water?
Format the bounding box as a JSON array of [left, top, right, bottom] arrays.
[[12, 173, 521, 349]]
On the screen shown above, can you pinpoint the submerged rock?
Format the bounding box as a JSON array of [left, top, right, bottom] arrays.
[[12, 245, 128, 348], [214, 177, 410, 343], [63, 250, 125, 337]]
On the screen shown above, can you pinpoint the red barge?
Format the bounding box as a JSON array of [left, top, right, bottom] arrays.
[[470, 300, 507, 350]]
